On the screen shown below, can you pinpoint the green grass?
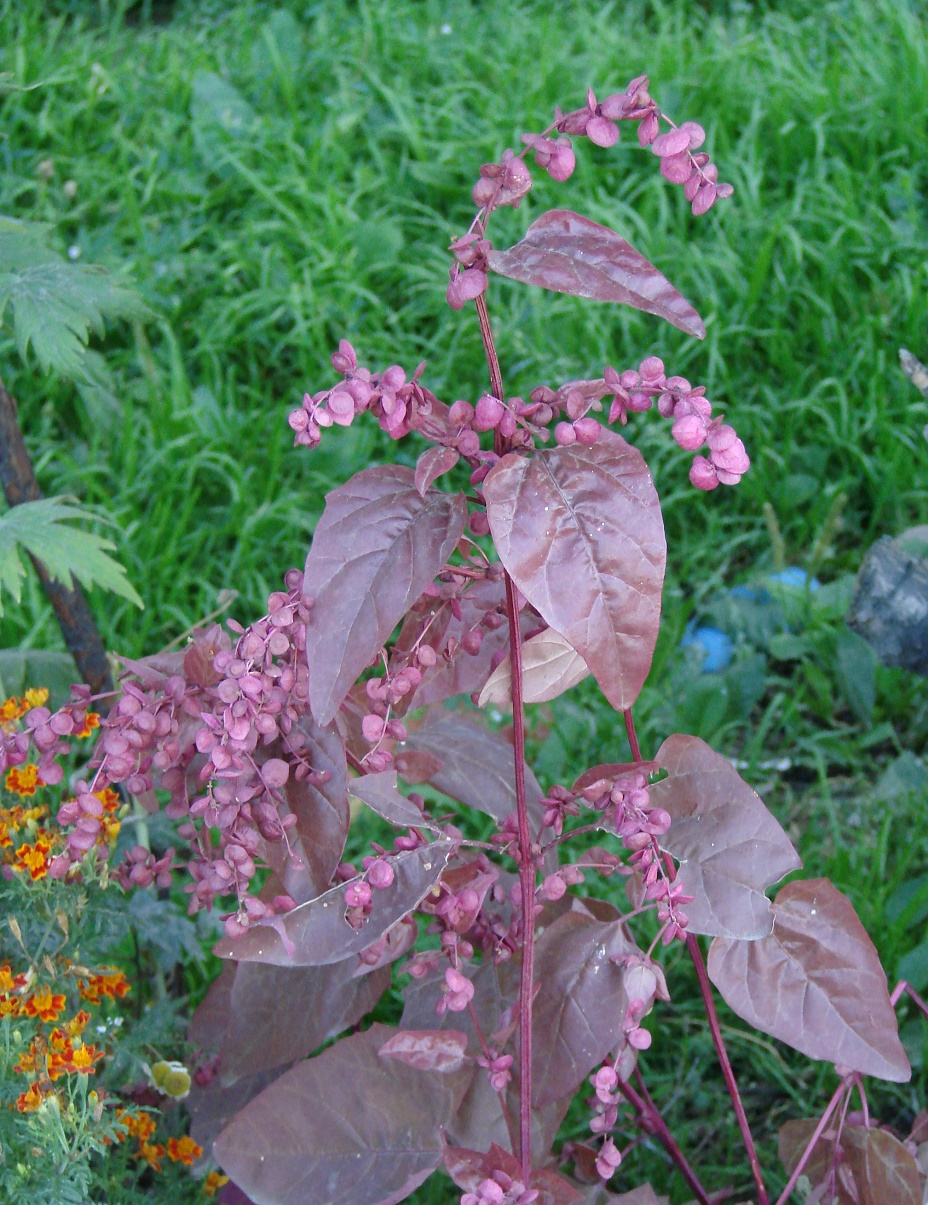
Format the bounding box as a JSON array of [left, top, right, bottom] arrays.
[[1, 0, 927, 1200]]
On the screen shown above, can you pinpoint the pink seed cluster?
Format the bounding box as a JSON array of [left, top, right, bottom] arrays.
[[461, 1175, 539, 1205]]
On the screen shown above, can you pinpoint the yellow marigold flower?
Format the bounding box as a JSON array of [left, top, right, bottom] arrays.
[[16, 1081, 45, 1113], [138, 1141, 165, 1172], [0, 994, 20, 1018], [23, 986, 66, 1022], [203, 1171, 230, 1197], [167, 1136, 202, 1166], [5, 764, 45, 798], [23, 688, 49, 709], [13, 838, 52, 881], [73, 711, 101, 738], [63, 1010, 91, 1037]]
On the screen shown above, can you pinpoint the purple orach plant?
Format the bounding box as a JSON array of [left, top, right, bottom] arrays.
[[23, 78, 925, 1205]]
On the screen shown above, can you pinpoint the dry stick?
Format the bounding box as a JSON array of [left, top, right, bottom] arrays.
[[622, 1071, 713, 1204], [0, 379, 113, 695], [474, 291, 537, 1181], [686, 935, 770, 1205]]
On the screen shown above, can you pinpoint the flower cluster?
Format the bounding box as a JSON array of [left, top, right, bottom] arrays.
[[292, 344, 748, 495], [461, 1174, 539, 1205], [549, 78, 732, 215]]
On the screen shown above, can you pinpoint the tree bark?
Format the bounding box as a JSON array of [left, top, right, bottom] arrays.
[[0, 378, 113, 695]]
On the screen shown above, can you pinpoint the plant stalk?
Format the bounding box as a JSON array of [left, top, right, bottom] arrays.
[[686, 934, 769, 1205], [474, 289, 535, 1179], [0, 379, 113, 695], [618, 1073, 712, 1204]]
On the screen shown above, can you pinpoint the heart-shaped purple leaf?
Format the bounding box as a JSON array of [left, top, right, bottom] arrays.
[[304, 466, 466, 726], [484, 431, 666, 712], [486, 209, 705, 338]]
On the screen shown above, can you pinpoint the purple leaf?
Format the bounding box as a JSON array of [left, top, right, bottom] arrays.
[[212, 839, 453, 966], [220, 960, 390, 1084], [349, 769, 430, 828], [213, 1023, 473, 1205], [379, 1029, 469, 1073], [262, 717, 349, 898], [650, 734, 801, 939], [478, 626, 591, 707], [189, 1067, 287, 1164], [779, 1121, 922, 1205], [486, 209, 705, 339], [408, 578, 533, 708], [443, 1145, 582, 1205], [304, 466, 467, 726], [401, 957, 518, 1045], [531, 909, 637, 1107], [583, 1186, 668, 1205], [403, 713, 544, 826], [484, 431, 666, 712], [572, 762, 656, 794], [414, 445, 460, 497], [392, 748, 445, 784], [218, 1184, 259, 1205], [842, 1127, 923, 1205], [709, 879, 911, 1082]]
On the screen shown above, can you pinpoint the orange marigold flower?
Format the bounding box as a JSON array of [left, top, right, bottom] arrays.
[[0, 964, 26, 993], [167, 1136, 203, 1166], [14, 838, 53, 881], [0, 993, 20, 1018], [94, 786, 120, 812], [23, 986, 66, 1022], [96, 968, 131, 999], [5, 764, 45, 798], [78, 968, 130, 1002], [119, 1110, 157, 1143], [203, 1171, 230, 1197], [13, 1046, 37, 1075], [68, 1043, 101, 1073], [23, 688, 49, 709], [63, 1010, 91, 1037], [16, 1081, 45, 1113], [75, 712, 100, 739], [138, 1141, 165, 1172]]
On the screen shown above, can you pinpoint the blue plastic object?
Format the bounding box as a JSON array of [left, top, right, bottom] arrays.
[[680, 623, 734, 673], [769, 567, 820, 591]]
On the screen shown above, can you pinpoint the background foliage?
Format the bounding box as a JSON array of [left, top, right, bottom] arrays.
[[0, 0, 927, 1200]]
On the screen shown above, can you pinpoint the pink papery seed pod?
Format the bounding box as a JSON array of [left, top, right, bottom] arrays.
[[554, 421, 577, 446], [572, 416, 601, 446], [672, 413, 707, 451], [659, 151, 694, 184], [689, 456, 719, 491], [474, 393, 506, 431]]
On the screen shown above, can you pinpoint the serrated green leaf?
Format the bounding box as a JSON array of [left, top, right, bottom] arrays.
[[0, 216, 57, 272], [0, 498, 143, 615], [0, 260, 148, 377]]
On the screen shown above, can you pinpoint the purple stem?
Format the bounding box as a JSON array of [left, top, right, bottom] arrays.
[[891, 978, 928, 1020], [616, 1076, 712, 1205], [624, 708, 642, 762], [474, 289, 536, 1180], [686, 934, 769, 1205], [773, 1079, 849, 1205]]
